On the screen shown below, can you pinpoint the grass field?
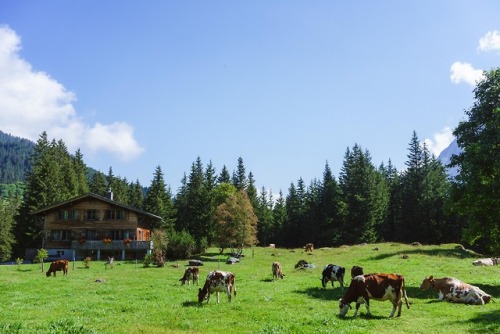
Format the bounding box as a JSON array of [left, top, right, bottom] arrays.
[[0, 243, 498, 333]]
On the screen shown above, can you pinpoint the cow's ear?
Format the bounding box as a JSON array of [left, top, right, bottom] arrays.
[[429, 275, 433, 280]]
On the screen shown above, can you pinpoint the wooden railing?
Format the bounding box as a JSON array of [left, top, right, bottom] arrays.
[[71, 240, 153, 250]]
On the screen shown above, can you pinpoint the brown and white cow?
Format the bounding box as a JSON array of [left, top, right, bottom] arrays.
[[321, 264, 345, 291], [304, 243, 314, 252], [46, 260, 69, 277], [339, 273, 410, 318], [419, 276, 491, 305], [198, 271, 236, 304], [272, 262, 284, 280], [180, 267, 200, 285]]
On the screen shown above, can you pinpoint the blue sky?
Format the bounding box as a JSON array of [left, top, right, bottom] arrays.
[[1, 1, 499, 195]]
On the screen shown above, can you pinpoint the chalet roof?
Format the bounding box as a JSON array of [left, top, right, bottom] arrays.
[[31, 193, 163, 221]]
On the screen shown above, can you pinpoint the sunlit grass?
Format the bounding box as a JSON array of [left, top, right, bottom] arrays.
[[0, 243, 498, 333]]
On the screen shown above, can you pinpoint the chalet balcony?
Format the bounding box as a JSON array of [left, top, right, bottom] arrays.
[[71, 240, 153, 251]]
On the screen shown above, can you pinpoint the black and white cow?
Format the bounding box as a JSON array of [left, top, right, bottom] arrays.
[[321, 264, 345, 291]]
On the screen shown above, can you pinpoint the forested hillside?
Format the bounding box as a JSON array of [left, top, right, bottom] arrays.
[[0, 131, 34, 183]]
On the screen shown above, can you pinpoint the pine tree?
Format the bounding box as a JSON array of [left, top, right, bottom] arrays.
[[88, 171, 107, 196], [318, 162, 343, 246], [256, 186, 275, 246], [72, 149, 89, 195], [13, 132, 74, 255], [339, 144, 378, 244], [128, 179, 144, 209], [272, 190, 287, 247], [246, 172, 258, 209], [218, 165, 231, 184], [397, 132, 424, 242], [143, 166, 176, 230], [232, 157, 247, 190]]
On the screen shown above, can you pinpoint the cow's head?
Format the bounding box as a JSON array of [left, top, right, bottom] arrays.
[[321, 277, 328, 288], [338, 298, 351, 317], [198, 288, 208, 303], [419, 276, 434, 290]]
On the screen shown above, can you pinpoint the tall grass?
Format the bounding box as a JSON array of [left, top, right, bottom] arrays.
[[0, 243, 498, 333]]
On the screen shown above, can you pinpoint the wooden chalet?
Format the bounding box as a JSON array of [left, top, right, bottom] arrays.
[[32, 191, 162, 261]]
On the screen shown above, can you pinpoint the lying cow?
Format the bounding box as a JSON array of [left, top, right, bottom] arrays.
[[272, 262, 284, 280], [339, 273, 410, 318], [419, 276, 491, 305], [304, 243, 314, 252], [180, 267, 200, 285], [198, 271, 236, 304], [472, 258, 499, 266], [46, 260, 69, 277], [321, 264, 345, 291], [351, 265, 364, 278]]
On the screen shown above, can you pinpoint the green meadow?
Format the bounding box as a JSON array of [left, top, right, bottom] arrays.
[[0, 243, 498, 334]]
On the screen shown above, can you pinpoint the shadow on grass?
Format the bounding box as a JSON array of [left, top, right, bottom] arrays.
[[448, 309, 500, 333], [261, 278, 274, 282], [338, 313, 391, 320], [294, 287, 344, 301], [367, 247, 478, 261], [181, 301, 201, 307]]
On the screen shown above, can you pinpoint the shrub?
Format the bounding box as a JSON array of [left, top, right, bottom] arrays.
[[83, 257, 91, 269], [166, 230, 196, 259], [195, 237, 208, 255], [34, 249, 48, 264], [143, 253, 153, 268], [16, 257, 23, 270], [153, 249, 165, 267]]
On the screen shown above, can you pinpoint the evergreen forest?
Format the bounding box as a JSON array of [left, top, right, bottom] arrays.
[[0, 68, 498, 261]]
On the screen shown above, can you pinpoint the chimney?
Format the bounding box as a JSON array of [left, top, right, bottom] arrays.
[[106, 188, 114, 200]]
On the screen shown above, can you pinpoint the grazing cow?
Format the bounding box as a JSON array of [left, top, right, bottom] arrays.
[[46, 260, 69, 277], [272, 262, 284, 280], [180, 267, 200, 285], [472, 258, 499, 266], [419, 276, 491, 305], [321, 264, 345, 291], [351, 265, 364, 278], [339, 273, 410, 318], [304, 243, 314, 252], [198, 271, 236, 304], [269, 244, 275, 248]]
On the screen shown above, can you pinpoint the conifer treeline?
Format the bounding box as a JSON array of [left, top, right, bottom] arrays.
[[6, 129, 460, 258]]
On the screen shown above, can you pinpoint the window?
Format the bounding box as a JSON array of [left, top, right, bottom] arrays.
[[106, 210, 125, 220], [51, 230, 70, 241], [58, 210, 78, 220], [86, 210, 98, 220]]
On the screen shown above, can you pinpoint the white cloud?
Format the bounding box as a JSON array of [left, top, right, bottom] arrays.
[[0, 25, 143, 161], [450, 61, 484, 86], [478, 30, 500, 53], [424, 127, 455, 157]]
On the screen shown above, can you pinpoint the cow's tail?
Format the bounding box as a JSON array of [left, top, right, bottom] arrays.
[[402, 278, 410, 309]]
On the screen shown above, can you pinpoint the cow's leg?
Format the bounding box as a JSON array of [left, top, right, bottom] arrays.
[[216, 291, 220, 304], [206, 292, 211, 304], [227, 287, 232, 302], [365, 300, 371, 316], [353, 303, 360, 317]]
